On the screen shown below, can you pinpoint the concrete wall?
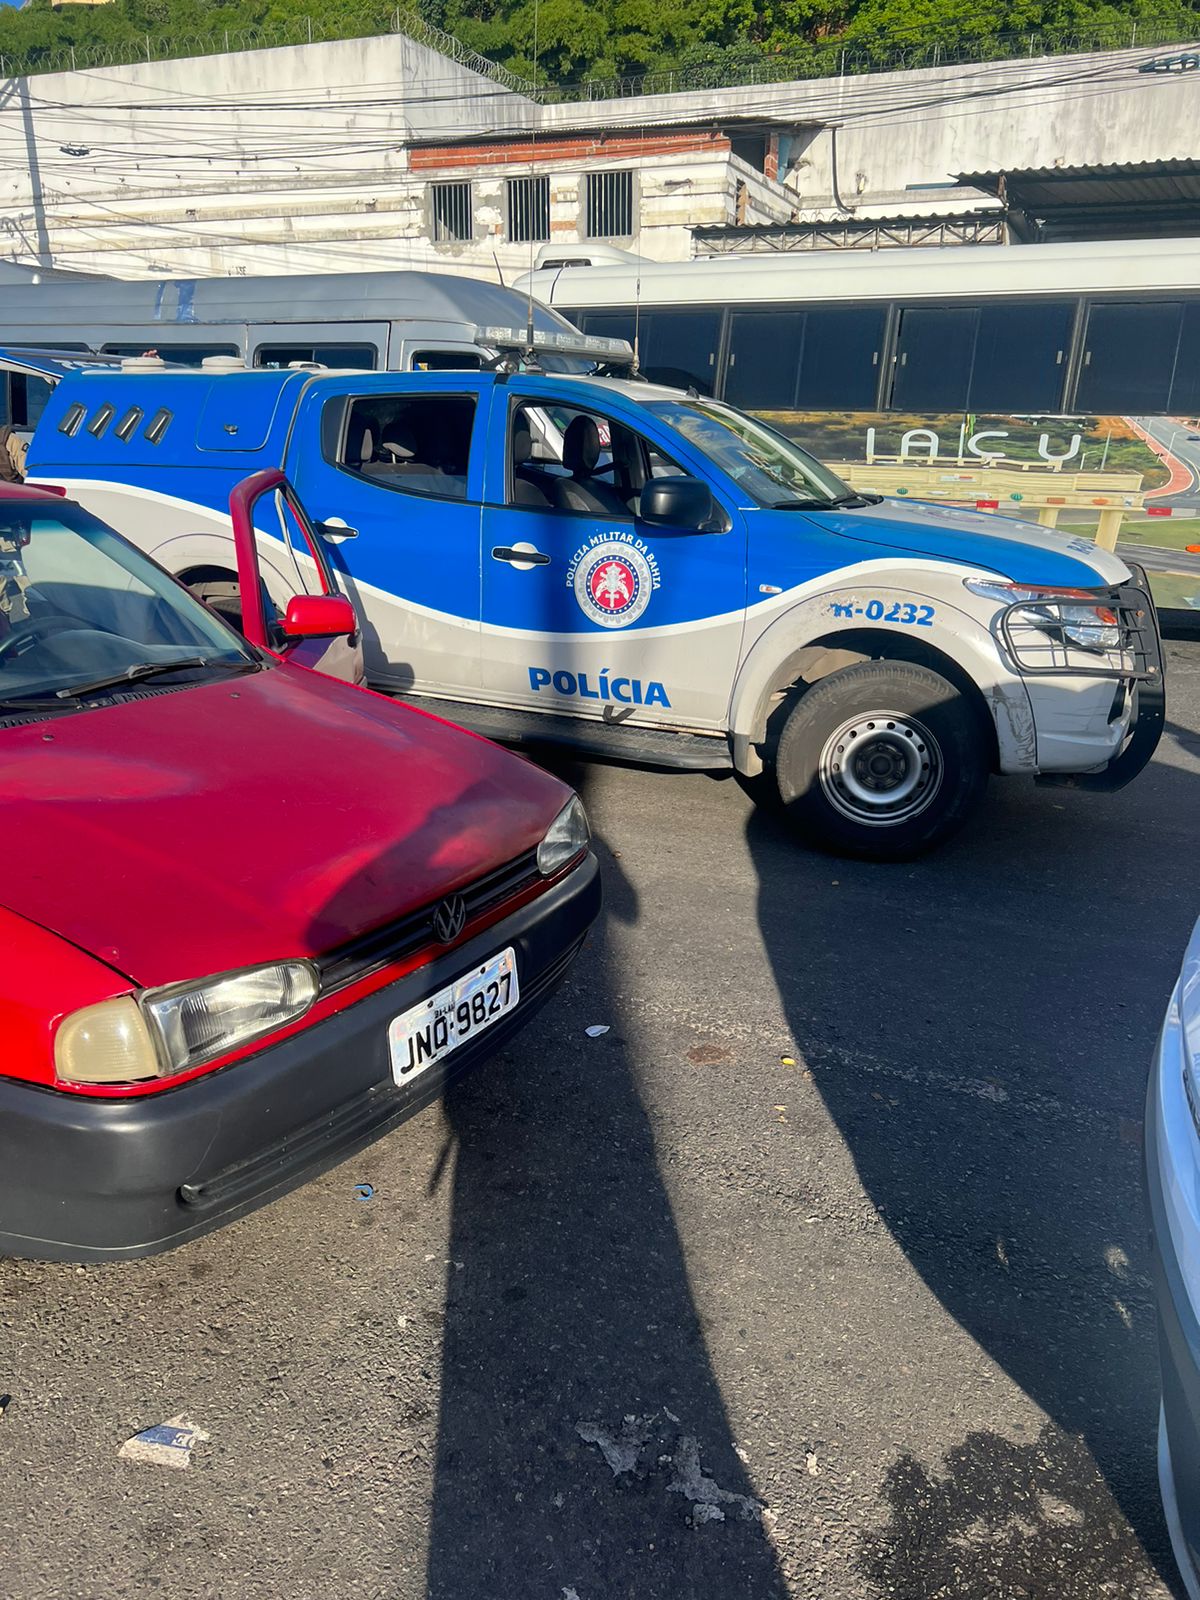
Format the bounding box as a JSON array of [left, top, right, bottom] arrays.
[[0, 32, 533, 276], [537, 43, 1200, 216], [0, 33, 1194, 278], [410, 141, 796, 267], [0, 36, 797, 277]]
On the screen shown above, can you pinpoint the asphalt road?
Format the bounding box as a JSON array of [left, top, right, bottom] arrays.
[[1120, 543, 1200, 579], [3, 644, 1200, 1600], [1136, 418, 1200, 509]]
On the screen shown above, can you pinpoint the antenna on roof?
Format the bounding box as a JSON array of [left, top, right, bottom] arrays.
[[632, 259, 642, 376], [524, 0, 540, 353]]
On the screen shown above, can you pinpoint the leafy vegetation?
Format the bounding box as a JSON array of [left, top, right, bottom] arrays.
[[0, 0, 1196, 86]]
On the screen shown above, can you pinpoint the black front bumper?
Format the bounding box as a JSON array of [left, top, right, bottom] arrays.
[[0, 853, 601, 1262], [1146, 1046, 1200, 1596], [1019, 563, 1166, 793]]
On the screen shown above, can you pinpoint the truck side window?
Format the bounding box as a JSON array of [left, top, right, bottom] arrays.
[[337, 395, 476, 500], [2, 374, 59, 430], [507, 403, 682, 519]]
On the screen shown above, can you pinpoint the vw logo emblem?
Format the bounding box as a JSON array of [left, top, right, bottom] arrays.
[[432, 894, 467, 944]]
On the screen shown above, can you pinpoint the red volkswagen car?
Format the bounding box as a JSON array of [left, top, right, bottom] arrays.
[[0, 472, 599, 1260]]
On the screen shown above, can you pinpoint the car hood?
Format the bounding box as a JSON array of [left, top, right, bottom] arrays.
[[0, 666, 569, 988], [803, 497, 1132, 589]]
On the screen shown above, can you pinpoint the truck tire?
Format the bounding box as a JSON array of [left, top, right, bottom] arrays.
[[771, 660, 988, 859]]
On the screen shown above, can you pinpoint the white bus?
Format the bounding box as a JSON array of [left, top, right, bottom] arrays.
[[516, 237, 1200, 419]]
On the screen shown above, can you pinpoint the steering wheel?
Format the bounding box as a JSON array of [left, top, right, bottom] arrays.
[[0, 614, 89, 665]]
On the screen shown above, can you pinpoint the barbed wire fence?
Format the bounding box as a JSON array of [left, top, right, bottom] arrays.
[[563, 22, 1200, 99], [0, 9, 536, 89], [0, 6, 1195, 97]]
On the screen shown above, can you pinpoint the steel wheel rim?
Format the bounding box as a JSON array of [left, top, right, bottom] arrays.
[[818, 709, 943, 827]]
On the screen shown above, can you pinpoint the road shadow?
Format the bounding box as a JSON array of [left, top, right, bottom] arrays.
[[745, 743, 1199, 1596], [864, 1422, 1177, 1598], [423, 760, 787, 1600]]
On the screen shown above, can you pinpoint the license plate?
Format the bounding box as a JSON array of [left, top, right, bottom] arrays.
[[388, 947, 519, 1088]]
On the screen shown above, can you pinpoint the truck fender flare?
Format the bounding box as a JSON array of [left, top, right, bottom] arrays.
[[727, 585, 1037, 779], [144, 530, 303, 615]]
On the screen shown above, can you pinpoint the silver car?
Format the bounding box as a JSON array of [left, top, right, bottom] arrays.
[[1147, 913, 1200, 1598]]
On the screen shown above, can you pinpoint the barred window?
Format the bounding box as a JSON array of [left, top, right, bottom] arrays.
[[431, 181, 472, 244], [585, 170, 634, 239], [506, 175, 550, 243]]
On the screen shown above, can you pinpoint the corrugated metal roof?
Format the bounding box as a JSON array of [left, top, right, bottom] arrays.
[[957, 160, 1200, 208], [954, 161, 1200, 240]]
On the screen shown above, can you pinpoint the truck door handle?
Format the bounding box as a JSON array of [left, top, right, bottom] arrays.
[[492, 545, 550, 566], [317, 519, 358, 542]]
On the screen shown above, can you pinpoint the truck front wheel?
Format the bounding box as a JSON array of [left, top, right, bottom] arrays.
[[771, 660, 988, 859]]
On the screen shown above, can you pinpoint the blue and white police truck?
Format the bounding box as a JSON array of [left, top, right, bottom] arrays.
[[16, 333, 1164, 859]]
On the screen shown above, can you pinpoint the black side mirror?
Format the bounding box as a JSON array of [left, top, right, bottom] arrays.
[[638, 475, 715, 532]]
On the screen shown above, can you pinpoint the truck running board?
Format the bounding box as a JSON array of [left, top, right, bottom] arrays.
[[390, 693, 734, 772]]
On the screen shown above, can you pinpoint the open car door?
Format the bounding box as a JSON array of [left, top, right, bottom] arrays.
[[230, 468, 365, 685]]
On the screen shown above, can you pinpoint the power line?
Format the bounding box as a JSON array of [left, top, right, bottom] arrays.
[[0, 29, 1188, 278]]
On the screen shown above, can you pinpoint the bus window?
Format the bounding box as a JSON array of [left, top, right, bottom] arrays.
[[1171, 303, 1200, 413], [726, 311, 805, 409], [575, 310, 719, 392], [969, 301, 1072, 412], [255, 343, 377, 370], [1076, 302, 1180, 412], [575, 311, 636, 346], [410, 349, 483, 371], [799, 307, 886, 410], [637, 310, 721, 394], [891, 307, 975, 411], [102, 342, 239, 366]]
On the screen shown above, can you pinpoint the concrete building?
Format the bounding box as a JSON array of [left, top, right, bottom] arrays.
[[0, 25, 1196, 279]]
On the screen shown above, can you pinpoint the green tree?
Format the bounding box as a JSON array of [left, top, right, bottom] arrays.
[[1, 0, 1198, 88]]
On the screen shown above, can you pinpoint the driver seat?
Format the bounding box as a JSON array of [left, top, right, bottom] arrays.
[[552, 416, 628, 517]]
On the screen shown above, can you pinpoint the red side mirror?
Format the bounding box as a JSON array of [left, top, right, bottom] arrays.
[[280, 594, 356, 640]]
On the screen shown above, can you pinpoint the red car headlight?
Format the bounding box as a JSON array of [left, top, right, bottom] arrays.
[[537, 795, 590, 877], [55, 960, 319, 1086]]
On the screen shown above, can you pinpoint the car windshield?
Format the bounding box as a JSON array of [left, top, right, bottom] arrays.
[[644, 397, 854, 509], [0, 498, 253, 711]]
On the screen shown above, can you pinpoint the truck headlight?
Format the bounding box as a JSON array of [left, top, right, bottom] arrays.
[[537, 795, 590, 876], [964, 578, 1121, 653], [54, 961, 319, 1086]]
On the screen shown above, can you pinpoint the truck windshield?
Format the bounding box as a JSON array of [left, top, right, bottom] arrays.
[[0, 499, 253, 711], [645, 398, 856, 509]]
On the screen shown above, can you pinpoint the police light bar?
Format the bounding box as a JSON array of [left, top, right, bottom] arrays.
[[473, 325, 635, 365]]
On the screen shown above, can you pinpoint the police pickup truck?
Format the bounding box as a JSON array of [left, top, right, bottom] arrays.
[[17, 333, 1163, 859]]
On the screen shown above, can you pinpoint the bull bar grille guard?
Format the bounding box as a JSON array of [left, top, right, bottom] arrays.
[[997, 568, 1162, 682], [1002, 563, 1166, 793]]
